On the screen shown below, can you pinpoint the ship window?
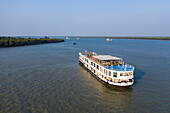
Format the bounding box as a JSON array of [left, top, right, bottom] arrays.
[[94, 63, 96, 67], [87, 59, 88, 63], [109, 71, 111, 76], [120, 73, 124, 76], [125, 72, 129, 76], [129, 72, 132, 76], [91, 62, 93, 66], [113, 72, 117, 77], [96, 65, 99, 69], [104, 69, 105, 74], [100, 67, 102, 71], [106, 70, 108, 75]]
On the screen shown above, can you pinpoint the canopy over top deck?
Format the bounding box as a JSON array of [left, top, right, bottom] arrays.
[[92, 55, 122, 61]]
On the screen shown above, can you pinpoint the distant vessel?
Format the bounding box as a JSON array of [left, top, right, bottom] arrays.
[[79, 52, 134, 87], [76, 37, 80, 40], [66, 37, 70, 39], [106, 38, 112, 42]]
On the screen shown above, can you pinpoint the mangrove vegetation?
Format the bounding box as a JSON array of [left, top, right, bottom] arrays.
[[0, 36, 64, 47]]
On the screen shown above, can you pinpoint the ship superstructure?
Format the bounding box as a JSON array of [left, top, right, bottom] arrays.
[[79, 52, 134, 86]]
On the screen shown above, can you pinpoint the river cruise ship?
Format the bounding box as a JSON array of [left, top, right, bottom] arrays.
[[79, 52, 135, 87]]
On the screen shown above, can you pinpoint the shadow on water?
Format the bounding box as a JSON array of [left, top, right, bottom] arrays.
[[133, 68, 145, 86], [104, 84, 133, 92]]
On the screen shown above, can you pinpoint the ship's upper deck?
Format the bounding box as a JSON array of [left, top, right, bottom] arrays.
[[80, 52, 123, 63], [80, 52, 134, 71], [105, 65, 134, 71], [93, 55, 122, 61]]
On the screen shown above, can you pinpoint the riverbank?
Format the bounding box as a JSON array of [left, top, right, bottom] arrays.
[[79, 37, 170, 40], [0, 37, 64, 47]]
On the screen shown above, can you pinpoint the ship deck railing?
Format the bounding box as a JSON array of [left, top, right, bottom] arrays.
[[80, 52, 134, 71], [105, 65, 134, 71]]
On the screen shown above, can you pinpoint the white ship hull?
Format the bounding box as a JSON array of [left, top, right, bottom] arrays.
[[79, 52, 134, 87]]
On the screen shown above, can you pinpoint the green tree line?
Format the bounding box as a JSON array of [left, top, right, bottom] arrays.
[[0, 37, 64, 47]]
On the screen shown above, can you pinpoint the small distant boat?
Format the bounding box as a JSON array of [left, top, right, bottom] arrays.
[[66, 37, 70, 39], [106, 38, 112, 42], [76, 37, 80, 40]]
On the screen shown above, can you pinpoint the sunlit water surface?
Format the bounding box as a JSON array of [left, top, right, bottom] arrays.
[[0, 37, 170, 113]]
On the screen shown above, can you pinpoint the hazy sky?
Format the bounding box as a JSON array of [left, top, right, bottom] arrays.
[[0, 0, 170, 36]]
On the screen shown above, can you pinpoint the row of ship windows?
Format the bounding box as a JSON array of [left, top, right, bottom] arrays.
[[84, 58, 118, 77], [84, 57, 132, 76]]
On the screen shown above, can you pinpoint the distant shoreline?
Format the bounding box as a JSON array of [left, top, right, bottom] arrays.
[[0, 36, 64, 47], [77, 37, 170, 40]]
